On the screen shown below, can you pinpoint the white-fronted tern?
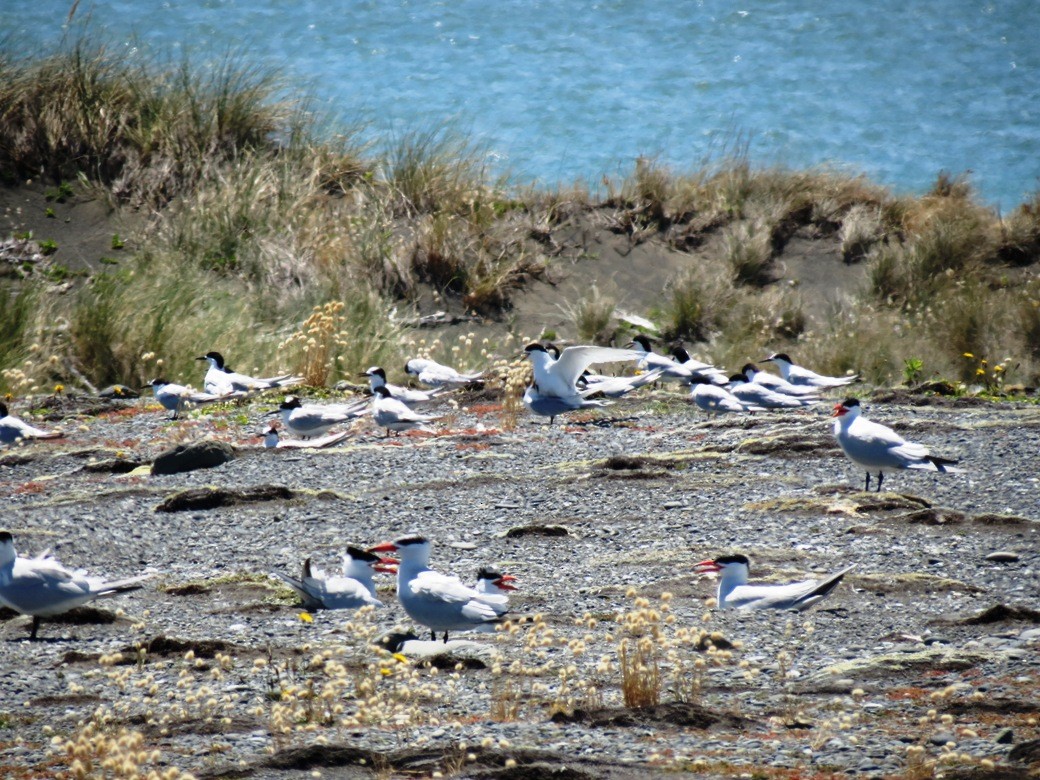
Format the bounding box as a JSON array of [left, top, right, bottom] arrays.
[[148, 379, 239, 420], [371, 385, 440, 436], [404, 358, 483, 388], [363, 366, 451, 407], [727, 374, 819, 409], [689, 376, 761, 414], [262, 423, 348, 449], [274, 396, 367, 438], [196, 351, 303, 395], [762, 352, 859, 389], [0, 402, 63, 445]]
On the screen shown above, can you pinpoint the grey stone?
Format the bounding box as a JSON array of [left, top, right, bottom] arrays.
[[151, 439, 236, 475]]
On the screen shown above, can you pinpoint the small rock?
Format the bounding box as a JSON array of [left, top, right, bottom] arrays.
[[151, 439, 236, 475], [996, 728, 1014, 744], [986, 551, 1020, 563]]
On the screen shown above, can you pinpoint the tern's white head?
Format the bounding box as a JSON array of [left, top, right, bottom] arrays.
[[369, 535, 431, 568], [476, 566, 518, 593], [627, 334, 654, 355], [363, 367, 388, 387], [831, 397, 862, 424], [196, 351, 227, 370], [762, 352, 793, 368], [344, 545, 398, 580], [695, 554, 752, 587]]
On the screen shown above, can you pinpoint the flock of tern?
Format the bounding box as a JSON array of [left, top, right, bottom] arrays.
[[1, 337, 965, 641]]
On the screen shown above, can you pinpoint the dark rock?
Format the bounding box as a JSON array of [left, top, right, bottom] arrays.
[[155, 484, 295, 512], [985, 551, 1021, 563], [973, 514, 1031, 526], [955, 604, 1040, 625], [151, 439, 236, 475], [995, 728, 1015, 744], [81, 457, 143, 474], [898, 508, 966, 525], [135, 635, 239, 659], [1009, 739, 1040, 766], [505, 524, 571, 538], [97, 385, 140, 399], [550, 701, 745, 730]]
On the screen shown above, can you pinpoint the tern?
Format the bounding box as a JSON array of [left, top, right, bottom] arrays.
[[0, 402, 63, 445], [762, 353, 858, 389], [741, 363, 820, 398], [671, 346, 729, 385], [274, 547, 397, 611], [371, 386, 440, 436], [196, 351, 303, 395], [148, 379, 239, 420], [524, 342, 639, 399], [274, 396, 368, 438], [727, 375, 819, 409], [522, 384, 609, 425], [832, 397, 963, 491], [626, 335, 698, 383], [0, 532, 152, 640], [689, 377, 761, 414], [475, 567, 518, 597], [695, 554, 854, 611], [579, 367, 666, 398], [363, 366, 450, 407], [405, 358, 484, 388], [368, 535, 509, 642], [262, 423, 348, 449]]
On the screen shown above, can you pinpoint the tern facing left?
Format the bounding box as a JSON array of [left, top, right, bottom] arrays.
[[763, 353, 858, 389], [524, 342, 639, 399], [522, 385, 608, 425], [369, 535, 509, 642], [262, 423, 348, 449], [405, 358, 484, 388], [0, 532, 152, 640], [274, 396, 368, 438], [832, 397, 963, 491], [148, 379, 239, 420], [197, 351, 303, 395], [695, 554, 854, 611], [363, 366, 450, 407], [0, 402, 64, 445]]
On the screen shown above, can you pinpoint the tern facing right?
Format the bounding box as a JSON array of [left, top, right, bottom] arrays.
[[368, 535, 509, 642], [695, 554, 854, 611], [832, 397, 963, 491], [0, 402, 63, 445], [0, 532, 152, 639]]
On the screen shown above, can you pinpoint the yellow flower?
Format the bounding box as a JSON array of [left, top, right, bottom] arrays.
[[392, 653, 408, 663], [962, 352, 974, 358], [976, 368, 986, 376], [54, 384, 64, 394], [298, 612, 313, 623]]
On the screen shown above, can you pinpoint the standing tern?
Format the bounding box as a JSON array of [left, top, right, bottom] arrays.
[[274, 547, 397, 611], [148, 379, 240, 420], [524, 342, 639, 399], [0, 532, 152, 640], [727, 375, 819, 409], [368, 535, 509, 642], [522, 384, 609, 425], [832, 397, 963, 491], [689, 377, 761, 414], [762, 353, 859, 390], [197, 351, 303, 395], [363, 366, 451, 407], [371, 386, 441, 436], [405, 358, 484, 388], [262, 423, 348, 449], [740, 363, 820, 398], [274, 396, 368, 438], [695, 554, 854, 611], [0, 402, 63, 445]]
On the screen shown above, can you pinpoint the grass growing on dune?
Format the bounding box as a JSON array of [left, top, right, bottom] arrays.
[[2, 38, 1040, 396]]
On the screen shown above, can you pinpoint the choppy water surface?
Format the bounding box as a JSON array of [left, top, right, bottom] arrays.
[[3, 0, 1038, 208]]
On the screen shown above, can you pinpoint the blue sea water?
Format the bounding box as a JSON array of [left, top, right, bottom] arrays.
[[3, 0, 1038, 209]]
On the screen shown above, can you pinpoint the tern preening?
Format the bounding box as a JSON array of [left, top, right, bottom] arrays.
[[362, 366, 450, 407], [196, 351, 303, 396], [695, 554, 854, 611], [0, 532, 152, 640], [762, 353, 859, 390], [148, 379, 239, 420], [727, 374, 819, 410], [371, 386, 440, 436], [404, 358, 484, 388], [274, 547, 397, 611], [0, 402, 63, 445], [832, 397, 963, 491], [368, 535, 509, 642], [262, 423, 348, 449], [689, 377, 761, 414], [274, 396, 368, 438], [524, 342, 639, 399]]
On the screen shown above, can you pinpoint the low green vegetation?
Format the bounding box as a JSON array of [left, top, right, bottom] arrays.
[[2, 37, 1039, 395]]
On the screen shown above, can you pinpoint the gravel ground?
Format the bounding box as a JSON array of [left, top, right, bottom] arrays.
[[1, 388, 1038, 779]]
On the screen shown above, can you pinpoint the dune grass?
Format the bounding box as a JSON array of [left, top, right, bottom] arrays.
[[2, 38, 1039, 396]]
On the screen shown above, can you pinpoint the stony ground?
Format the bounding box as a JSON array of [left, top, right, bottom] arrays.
[[1, 387, 1038, 779]]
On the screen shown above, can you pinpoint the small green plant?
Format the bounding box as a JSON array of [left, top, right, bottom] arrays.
[[38, 239, 58, 255], [44, 181, 74, 202], [903, 357, 924, 386], [44, 207, 56, 218], [111, 233, 125, 249]]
